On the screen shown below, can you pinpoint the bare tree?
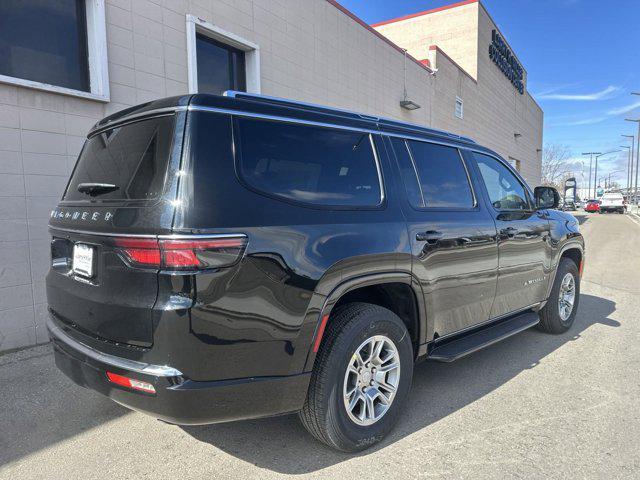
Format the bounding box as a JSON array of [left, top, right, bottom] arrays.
[[541, 144, 572, 189]]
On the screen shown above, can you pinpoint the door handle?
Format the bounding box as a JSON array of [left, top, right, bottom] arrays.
[[500, 226, 519, 237], [416, 230, 444, 243]]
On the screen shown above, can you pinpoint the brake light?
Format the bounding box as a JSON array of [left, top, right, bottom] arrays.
[[114, 238, 161, 267], [114, 236, 247, 270], [106, 371, 156, 394]]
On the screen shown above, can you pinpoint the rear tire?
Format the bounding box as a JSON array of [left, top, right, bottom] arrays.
[[538, 258, 580, 334], [299, 302, 413, 452]]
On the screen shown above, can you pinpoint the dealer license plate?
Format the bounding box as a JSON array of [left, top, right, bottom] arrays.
[[73, 243, 94, 278]]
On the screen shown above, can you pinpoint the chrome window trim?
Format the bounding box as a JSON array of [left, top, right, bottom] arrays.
[[190, 105, 376, 134], [190, 105, 474, 151], [368, 134, 386, 206], [223, 90, 477, 144], [47, 315, 183, 377]]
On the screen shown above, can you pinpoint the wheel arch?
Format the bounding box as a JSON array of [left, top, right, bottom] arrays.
[[303, 272, 426, 371], [545, 242, 585, 301]]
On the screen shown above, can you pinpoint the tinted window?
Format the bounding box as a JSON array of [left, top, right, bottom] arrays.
[[64, 116, 175, 202], [406, 141, 474, 208], [0, 0, 89, 91], [391, 138, 424, 207], [236, 118, 382, 207], [473, 152, 531, 211], [196, 34, 246, 95]]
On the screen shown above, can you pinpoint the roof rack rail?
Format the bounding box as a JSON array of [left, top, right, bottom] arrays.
[[224, 90, 380, 121], [223, 90, 476, 144]]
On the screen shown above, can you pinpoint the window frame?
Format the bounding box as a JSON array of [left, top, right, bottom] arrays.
[[231, 116, 386, 211], [401, 138, 478, 212], [0, 0, 109, 102], [470, 149, 535, 213], [186, 14, 260, 95], [455, 96, 464, 119]]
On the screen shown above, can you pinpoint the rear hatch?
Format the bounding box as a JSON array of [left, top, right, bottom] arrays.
[[600, 194, 623, 208], [47, 112, 182, 347]]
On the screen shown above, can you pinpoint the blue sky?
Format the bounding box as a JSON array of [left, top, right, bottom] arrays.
[[340, 0, 640, 186]]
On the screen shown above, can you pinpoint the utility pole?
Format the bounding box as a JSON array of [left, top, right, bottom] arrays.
[[620, 145, 632, 197], [626, 116, 640, 204], [582, 152, 600, 199], [622, 134, 634, 197], [628, 91, 640, 204]]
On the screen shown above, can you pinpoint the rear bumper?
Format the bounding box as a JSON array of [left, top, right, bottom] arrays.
[[47, 315, 310, 425]]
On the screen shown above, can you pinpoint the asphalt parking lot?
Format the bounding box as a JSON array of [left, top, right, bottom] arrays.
[[1, 212, 639, 479]]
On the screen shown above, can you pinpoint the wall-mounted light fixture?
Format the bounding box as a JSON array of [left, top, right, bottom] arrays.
[[514, 133, 522, 138], [400, 49, 421, 111], [400, 100, 421, 110]]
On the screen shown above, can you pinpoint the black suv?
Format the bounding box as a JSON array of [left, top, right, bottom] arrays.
[[47, 92, 584, 452]]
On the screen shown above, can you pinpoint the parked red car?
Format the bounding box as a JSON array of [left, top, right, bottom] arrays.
[[584, 199, 600, 212]]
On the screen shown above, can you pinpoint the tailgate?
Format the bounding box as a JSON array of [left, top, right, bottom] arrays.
[[46, 112, 182, 347], [47, 227, 159, 347]]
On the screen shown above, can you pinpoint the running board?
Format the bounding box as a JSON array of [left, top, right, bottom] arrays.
[[427, 311, 540, 362]]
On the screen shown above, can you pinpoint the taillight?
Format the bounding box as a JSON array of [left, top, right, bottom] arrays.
[[114, 238, 161, 267], [114, 235, 247, 270], [106, 371, 156, 394]]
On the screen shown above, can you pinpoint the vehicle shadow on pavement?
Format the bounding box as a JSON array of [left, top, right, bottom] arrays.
[[181, 293, 619, 474], [575, 213, 589, 225], [0, 346, 129, 467]]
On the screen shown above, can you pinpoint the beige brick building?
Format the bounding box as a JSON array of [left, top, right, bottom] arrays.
[[0, 0, 542, 351], [373, 0, 543, 183]]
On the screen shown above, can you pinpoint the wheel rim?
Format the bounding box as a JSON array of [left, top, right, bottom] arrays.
[[557, 272, 576, 321], [343, 335, 401, 426]]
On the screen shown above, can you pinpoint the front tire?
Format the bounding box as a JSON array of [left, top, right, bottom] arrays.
[[538, 258, 580, 334], [299, 303, 413, 452]]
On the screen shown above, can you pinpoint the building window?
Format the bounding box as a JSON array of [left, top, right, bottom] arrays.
[[0, 0, 109, 101], [196, 34, 246, 94], [186, 15, 260, 95], [455, 96, 464, 119], [508, 158, 521, 172]]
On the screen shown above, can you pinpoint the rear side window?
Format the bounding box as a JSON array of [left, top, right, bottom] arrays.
[[405, 140, 474, 209], [64, 115, 175, 202], [235, 118, 382, 207]]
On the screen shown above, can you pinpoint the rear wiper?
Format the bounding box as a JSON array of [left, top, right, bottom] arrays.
[[77, 183, 119, 197]]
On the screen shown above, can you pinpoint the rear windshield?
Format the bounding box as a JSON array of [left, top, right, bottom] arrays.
[[63, 115, 175, 202]]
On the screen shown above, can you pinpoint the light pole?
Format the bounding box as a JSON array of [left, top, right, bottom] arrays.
[[626, 116, 640, 204], [620, 145, 632, 196], [582, 152, 601, 199], [606, 169, 624, 189], [594, 151, 619, 198], [622, 134, 634, 196]]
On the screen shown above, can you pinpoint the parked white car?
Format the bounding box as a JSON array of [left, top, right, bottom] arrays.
[[599, 192, 625, 214]]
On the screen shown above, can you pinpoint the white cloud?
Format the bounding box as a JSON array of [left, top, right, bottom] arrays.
[[548, 99, 640, 128], [538, 85, 620, 101], [607, 100, 640, 116]]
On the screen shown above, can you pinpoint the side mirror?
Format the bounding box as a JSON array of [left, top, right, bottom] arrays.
[[534, 186, 560, 209]]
